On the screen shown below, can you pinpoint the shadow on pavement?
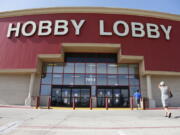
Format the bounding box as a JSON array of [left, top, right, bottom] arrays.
[[174, 116, 180, 119]]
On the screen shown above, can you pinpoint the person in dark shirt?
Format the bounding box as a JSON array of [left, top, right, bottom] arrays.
[[133, 90, 142, 109]]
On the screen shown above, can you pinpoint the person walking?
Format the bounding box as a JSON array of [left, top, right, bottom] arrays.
[[158, 81, 172, 118], [133, 90, 142, 110]]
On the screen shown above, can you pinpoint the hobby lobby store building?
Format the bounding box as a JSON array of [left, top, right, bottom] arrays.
[[0, 7, 180, 108]]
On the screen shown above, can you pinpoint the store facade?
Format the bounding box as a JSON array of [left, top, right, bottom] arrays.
[[0, 7, 180, 108]]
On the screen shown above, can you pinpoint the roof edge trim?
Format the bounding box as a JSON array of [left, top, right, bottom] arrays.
[[0, 7, 179, 21]]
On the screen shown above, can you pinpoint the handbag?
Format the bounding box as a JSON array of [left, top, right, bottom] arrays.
[[168, 90, 173, 98]]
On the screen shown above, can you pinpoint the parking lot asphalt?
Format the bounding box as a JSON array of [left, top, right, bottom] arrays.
[[0, 107, 180, 135]]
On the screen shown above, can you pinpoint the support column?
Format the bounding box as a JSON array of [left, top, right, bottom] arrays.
[[25, 73, 36, 106], [146, 75, 156, 108]]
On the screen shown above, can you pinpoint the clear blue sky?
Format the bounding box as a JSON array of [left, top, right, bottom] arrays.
[[1, 0, 180, 14]]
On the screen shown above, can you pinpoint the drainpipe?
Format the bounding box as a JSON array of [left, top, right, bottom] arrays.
[[25, 72, 36, 106]]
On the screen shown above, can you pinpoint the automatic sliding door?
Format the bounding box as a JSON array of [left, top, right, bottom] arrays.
[[51, 88, 62, 106], [72, 88, 81, 106], [51, 86, 90, 107], [62, 88, 71, 107], [113, 89, 121, 107], [121, 88, 129, 107], [81, 88, 90, 107], [97, 86, 129, 108]]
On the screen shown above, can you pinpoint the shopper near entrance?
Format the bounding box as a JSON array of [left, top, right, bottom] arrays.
[[158, 81, 173, 118], [133, 90, 142, 109]]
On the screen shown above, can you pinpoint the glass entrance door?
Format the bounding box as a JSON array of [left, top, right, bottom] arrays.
[[51, 86, 91, 107], [97, 86, 129, 107]]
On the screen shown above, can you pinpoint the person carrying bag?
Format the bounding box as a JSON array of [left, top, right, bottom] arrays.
[[158, 81, 172, 118]]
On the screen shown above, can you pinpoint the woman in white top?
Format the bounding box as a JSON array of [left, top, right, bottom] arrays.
[[158, 81, 172, 118]]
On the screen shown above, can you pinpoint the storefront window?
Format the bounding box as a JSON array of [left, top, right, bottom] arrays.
[[74, 74, 85, 85], [53, 63, 63, 73], [129, 64, 138, 74], [97, 75, 107, 85], [129, 75, 139, 85], [75, 63, 85, 73], [118, 64, 128, 74], [105, 89, 112, 97], [40, 85, 51, 96], [118, 75, 129, 85], [52, 74, 63, 85], [108, 75, 118, 85], [43, 63, 53, 73], [63, 74, 74, 85], [107, 64, 117, 74], [97, 63, 106, 74], [41, 73, 52, 84], [40, 62, 140, 96], [64, 63, 74, 73], [85, 74, 96, 85], [86, 63, 96, 73]]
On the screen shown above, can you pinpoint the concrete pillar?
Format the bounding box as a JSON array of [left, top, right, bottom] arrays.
[[146, 75, 156, 108], [25, 73, 36, 106]]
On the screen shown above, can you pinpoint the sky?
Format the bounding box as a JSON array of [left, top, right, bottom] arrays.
[[0, 0, 180, 15]]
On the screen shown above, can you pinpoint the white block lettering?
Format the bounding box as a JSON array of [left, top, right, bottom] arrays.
[[71, 20, 85, 35], [131, 22, 145, 38], [7, 23, 21, 38], [146, 23, 160, 39], [38, 20, 52, 36], [113, 21, 129, 36], [54, 20, 68, 35], [160, 25, 172, 40], [99, 20, 112, 36], [21, 21, 36, 36]]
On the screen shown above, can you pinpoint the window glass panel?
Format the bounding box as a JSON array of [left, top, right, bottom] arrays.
[[72, 88, 80, 97], [43, 63, 53, 73], [97, 63, 106, 74], [64, 63, 74, 73], [40, 85, 51, 96], [63, 74, 74, 85], [81, 89, 90, 97], [86, 63, 96, 73], [121, 89, 129, 98], [129, 64, 138, 74], [52, 88, 61, 97], [62, 88, 71, 97], [107, 64, 117, 74], [113, 89, 121, 97], [129, 75, 139, 85], [130, 86, 140, 96], [75, 63, 85, 73], [85, 74, 96, 85], [52, 74, 63, 85], [105, 89, 112, 97], [41, 73, 52, 84], [118, 75, 129, 85], [97, 75, 107, 85], [107, 75, 118, 85], [118, 64, 128, 74], [74, 74, 85, 85], [53, 63, 63, 73], [97, 89, 105, 97]]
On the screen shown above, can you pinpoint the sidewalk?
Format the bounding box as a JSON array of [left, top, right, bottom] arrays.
[[0, 107, 180, 135]]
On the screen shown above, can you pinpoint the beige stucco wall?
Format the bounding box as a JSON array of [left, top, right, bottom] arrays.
[[140, 75, 148, 98], [140, 75, 180, 107], [0, 74, 30, 105], [151, 76, 180, 107], [32, 74, 41, 96]]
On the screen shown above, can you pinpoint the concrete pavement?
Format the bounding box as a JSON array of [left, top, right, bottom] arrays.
[[0, 107, 180, 135]]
